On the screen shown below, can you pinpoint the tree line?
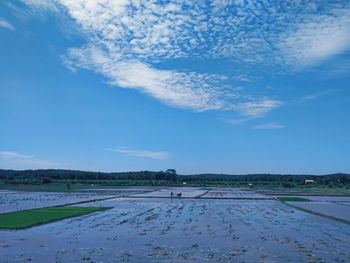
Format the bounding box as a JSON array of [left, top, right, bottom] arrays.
[[0, 169, 349, 186]]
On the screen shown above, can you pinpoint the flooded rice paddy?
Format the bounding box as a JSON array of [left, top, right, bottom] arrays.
[[0, 187, 349, 262]]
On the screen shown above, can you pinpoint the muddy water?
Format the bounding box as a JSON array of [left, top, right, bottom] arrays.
[[129, 187, 207, 198], [289, 201, 350, 222], [202, 188, 272, 199], [1, 198, 349, 262], [0, 191, 120, 213]]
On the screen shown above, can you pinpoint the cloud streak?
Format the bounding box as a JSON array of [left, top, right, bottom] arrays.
[[236, 100, 283, 118], [107, 148, 171, 160], [302, 90, 333, 101], [0, 17, 15, 31], [0, 151, 60, 169], [253, 122, 285, 130]]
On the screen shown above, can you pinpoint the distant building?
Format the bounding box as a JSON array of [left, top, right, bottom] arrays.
[[304, 179, 315, 184], [165, 169, 177, 175]]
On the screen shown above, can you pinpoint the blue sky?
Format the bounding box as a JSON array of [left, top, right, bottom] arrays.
[[0, 0, 349, 174]]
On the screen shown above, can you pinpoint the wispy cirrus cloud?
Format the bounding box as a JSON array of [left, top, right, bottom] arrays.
[[20, 0, 59, 13], [0, 151, 60, 169], [302, 90, 333, 101], [224, 118, 249, 126], [253, 122, 285, 130], [0, 17, 15, 31], [236, 100, 283, 118], [19, 0, 350, 116], [63, 46, 230, 111], [107, 148, 171, 160], [279, 9, 350, 68]]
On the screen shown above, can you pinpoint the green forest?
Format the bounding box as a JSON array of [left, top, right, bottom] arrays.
[[1, 169, 349, 188]]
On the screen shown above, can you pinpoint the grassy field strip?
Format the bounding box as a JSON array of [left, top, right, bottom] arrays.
[[0, 206, 112, 230], [0, 195, 120, 230]]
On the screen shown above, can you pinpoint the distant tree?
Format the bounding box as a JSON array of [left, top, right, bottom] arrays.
[[282, 182, 293, 188], [165, 169, 177, 175], [42, 178, 52, 184]]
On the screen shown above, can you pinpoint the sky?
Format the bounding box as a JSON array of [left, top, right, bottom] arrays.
[[0, 0, 350, 174]]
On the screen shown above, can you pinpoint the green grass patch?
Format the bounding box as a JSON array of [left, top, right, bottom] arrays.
[[278, 197, 310, 202], [0, 206, 110, 229]]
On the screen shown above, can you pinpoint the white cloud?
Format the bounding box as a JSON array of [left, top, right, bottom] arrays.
[[21, 1, 350, 67], [302, 90, 333, 101], [63, 46, 229, 111], [20, 1, 350, 116], [279, 9, 350, 68], [22, 0, 288, 116], [0, 151, 60, 169], [236, 100, 283, 118], [0, 18, 15, 31], [253, 122, 285, 130], [107, 148, 171, 160], [20, 0, 59, 13]]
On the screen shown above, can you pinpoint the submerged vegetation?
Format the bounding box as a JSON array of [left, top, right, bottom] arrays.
[[0, 206, 110, 229]]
